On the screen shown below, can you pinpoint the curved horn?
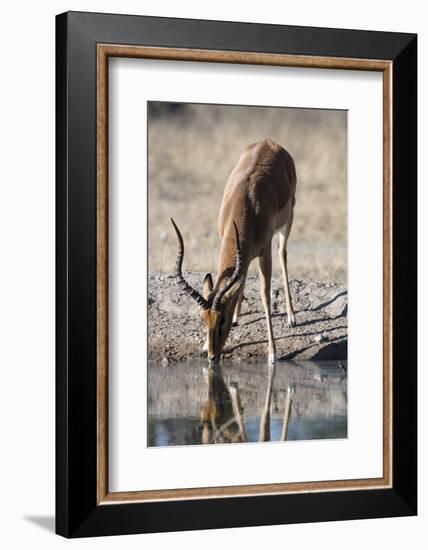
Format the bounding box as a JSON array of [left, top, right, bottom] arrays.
[[212, 221, 243, 310], [171, 218, 210, 310]]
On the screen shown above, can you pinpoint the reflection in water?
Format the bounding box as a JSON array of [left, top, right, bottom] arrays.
[[148, 360, 347, 447], [200, 365, 242, 444]]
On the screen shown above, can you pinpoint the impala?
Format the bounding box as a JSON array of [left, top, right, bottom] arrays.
[[171, 138, 297, 364]]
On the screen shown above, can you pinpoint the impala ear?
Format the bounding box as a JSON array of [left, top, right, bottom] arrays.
[[203, 273, 213, 298]]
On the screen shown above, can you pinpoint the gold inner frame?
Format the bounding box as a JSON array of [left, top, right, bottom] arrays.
[[96, 44, 393, 505]]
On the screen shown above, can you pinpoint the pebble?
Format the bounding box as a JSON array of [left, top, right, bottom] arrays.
[[161, 357, 169, 366]]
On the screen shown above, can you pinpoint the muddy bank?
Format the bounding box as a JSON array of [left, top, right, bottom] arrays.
[[148, 272, 347, 362]]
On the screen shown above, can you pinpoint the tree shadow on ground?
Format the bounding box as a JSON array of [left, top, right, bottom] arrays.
[[299, 290, 347, 313], [279, 335, 347, 361]]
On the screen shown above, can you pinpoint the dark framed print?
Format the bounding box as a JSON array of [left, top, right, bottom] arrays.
[[56, 11, 417, 538]]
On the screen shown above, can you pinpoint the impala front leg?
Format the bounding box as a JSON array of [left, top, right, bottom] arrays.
[[258, 246, 276, 364], [232, 275, 246, 326], [202, 335, 208, 357]]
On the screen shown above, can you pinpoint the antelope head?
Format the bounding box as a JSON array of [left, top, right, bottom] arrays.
[[171, 218, 243, 363]]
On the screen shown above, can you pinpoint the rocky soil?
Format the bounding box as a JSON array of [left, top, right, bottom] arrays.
[[148, 272, 347, 362]]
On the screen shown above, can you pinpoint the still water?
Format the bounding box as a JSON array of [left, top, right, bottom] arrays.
[[148, 360, 347, 447]]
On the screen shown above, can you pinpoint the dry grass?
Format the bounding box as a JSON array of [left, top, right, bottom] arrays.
[[148, 102, 347, 281]]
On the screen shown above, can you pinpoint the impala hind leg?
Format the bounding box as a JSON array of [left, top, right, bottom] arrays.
[[259, 246, 277, 364], [279, 213, 296, 327]]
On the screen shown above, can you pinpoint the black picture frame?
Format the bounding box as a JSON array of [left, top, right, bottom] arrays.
[[56, 11, 417, 538]]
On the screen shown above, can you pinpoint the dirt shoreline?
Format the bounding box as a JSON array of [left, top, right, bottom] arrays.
[[148, 272, 347, 362]]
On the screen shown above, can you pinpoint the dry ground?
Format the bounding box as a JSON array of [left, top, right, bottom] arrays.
[[148, 102, 347, 281], [149, 272, 347, 362]]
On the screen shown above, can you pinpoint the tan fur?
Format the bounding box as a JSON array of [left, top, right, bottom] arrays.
[[202, 139, 297, 363]]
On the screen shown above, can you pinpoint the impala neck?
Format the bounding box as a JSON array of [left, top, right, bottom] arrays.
[[215, 220, 250, 292]]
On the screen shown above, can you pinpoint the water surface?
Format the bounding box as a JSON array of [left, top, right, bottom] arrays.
[[148, 359, 347, 447]]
